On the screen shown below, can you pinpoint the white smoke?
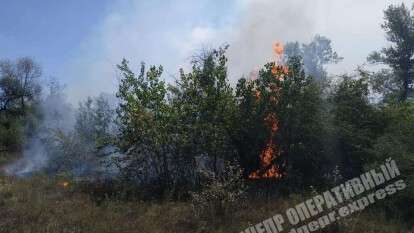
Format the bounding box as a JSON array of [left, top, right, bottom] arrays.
[[4, 138, 48, 176], [61, 0, 321, 102], [60, 0, 414, 103], [5, 83, 75, 176], [225, 0, 320, 82], [6, 0, 414, 177]]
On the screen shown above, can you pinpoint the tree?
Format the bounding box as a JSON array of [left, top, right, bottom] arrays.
[[116, 59, 167, 149], [115, 48, 238, 197], [285, 35, 342, 80], [368, 3, 414, 102], [0, 57, 42, 152], [328, 75, 383, 179], [235, 57, 327, 189], [116, 59, 178, 195], [277, 58, 327, 188], [371, 103, 414, 224], [170, 46, 237, 175], [75, 95, 115, 147], [0, 57, 41, 114]]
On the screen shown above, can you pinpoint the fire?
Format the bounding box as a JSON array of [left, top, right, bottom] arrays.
[[272, 65, 288, 78], [249, 114, 281, 179], [255, 90, 261, 100], [58, 181, 70, 189], [271, 41, 288, 77], [273, 42, 284, 55], [249, 42, 287, 180]]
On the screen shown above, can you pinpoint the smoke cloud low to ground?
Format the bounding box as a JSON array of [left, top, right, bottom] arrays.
[[4, 86, 76, 176], [4, 138, 48, 176]]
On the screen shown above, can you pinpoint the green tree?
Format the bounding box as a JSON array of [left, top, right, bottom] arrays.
[[368, 3, 414, 102], [170, 46, 237, 175], [371, 103, 414, 224], [116, 59, 167, 148], [235, 57, 327, 189], [115, 48, 238, 197], [329, 75, 383, 178], [75, 95, 115, 147], [0, 58, 41, 113], [0, 57, 42, 152], [116, 59, 183, 196]]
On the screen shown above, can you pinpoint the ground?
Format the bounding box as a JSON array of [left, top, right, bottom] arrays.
[[0, 174, 411, 233]]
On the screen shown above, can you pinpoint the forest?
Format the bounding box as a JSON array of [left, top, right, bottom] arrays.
[[0, 3, 413, 233]]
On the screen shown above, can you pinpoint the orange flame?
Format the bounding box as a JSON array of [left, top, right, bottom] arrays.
[[249, 114, 281, 179], [273, 42, 284, 56], [254, 90, 261, 100], [249, 42, 288, 180], [58, 181, 70, 189], [272, 65, 288, 77], [271, 42, 288, 78]]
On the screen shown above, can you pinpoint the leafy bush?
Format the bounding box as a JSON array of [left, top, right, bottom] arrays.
[[190, 162, 246, 220]]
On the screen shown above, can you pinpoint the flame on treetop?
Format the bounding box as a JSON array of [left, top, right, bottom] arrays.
[[249, 42, 288, 180]]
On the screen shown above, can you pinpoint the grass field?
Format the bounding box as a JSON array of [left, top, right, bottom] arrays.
[[0, 174, 411, 233]]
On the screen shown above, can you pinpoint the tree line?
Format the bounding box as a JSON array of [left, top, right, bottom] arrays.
[[1, 2, 413, 224]]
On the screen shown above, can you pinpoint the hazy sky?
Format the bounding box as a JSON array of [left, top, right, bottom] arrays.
[[1, 0, 414, 102]]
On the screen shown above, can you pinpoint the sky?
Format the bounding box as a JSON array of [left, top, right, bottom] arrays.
[[1, 0, 414, 102]]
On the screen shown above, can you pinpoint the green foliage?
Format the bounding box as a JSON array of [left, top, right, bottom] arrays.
[[277, 59, 327, 188], [0, 58, 42, 114], [368, 68, 401, 103], [0, 118, 24, 152], [76, 95, 115, 147], [368, 3, 414, 102], [116, 59, 181, 193], [39, 95, 115, 175], [235, 57, 327, 189], [46, 130, 97, 174], [170, 46, 237, 172], [115, 47, 239, 197], [190, 161, 246, 220], [328, 75, 383, 178], [116, 59, 167, 149], [2, 30, 414, 229], [0, 58, 42, 152], [370, 103, 414, 223]]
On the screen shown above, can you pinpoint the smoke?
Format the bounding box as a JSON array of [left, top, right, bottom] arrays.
[[60, 0, 414, 103], [5, 82, 75, 176], [5, 138, 48, 177], [225, 0, 318, 82], [61, 0, 322, 102], [7, 0, 414, 176], [224, 0, 414, 80], [1, 0, 328, 175], [62, 0, 230, 103]]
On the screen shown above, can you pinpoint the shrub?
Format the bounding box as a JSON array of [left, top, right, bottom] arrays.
[[190, 161, 246, 220]]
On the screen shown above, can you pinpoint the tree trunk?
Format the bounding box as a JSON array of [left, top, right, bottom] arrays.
[[400, 74, 410, 102]]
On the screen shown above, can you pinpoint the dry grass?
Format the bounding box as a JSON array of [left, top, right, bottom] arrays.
[[0, 175, 411, 233], [0, 175, 199, 233]]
